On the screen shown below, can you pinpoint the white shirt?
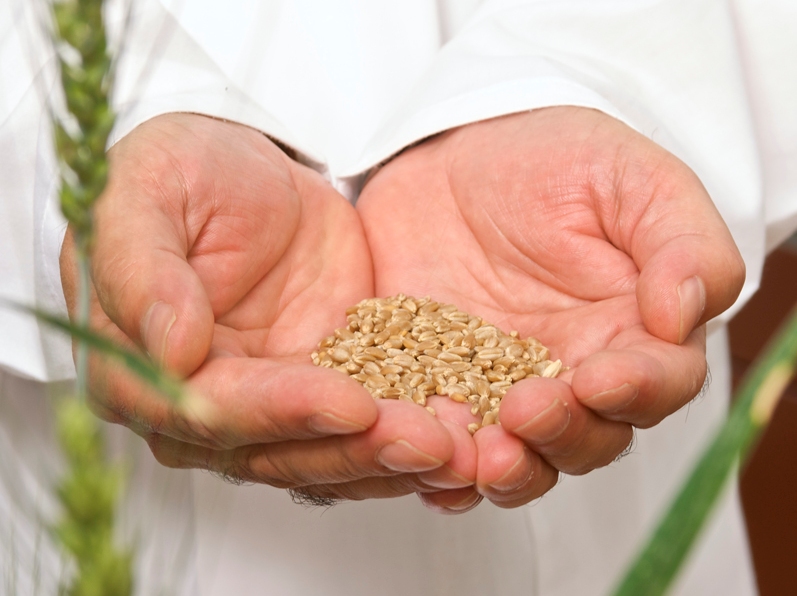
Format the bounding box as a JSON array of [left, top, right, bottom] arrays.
[[2, 1, 795, 594]]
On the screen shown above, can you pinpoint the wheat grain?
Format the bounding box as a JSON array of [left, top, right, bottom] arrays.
[[312, 295, 563, 428]]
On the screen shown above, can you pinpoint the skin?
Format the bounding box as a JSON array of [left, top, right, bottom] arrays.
[[357, 107, 745, 509], [60, 114, 471, 500], [60, 108, 745, 513]]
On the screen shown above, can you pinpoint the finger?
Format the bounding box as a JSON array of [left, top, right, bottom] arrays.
[[143, 435, 436, 500], [90, 115, 304, 374], [473, 425, 559, 508], [59, 226, 80, 318], [280, 421, 479, 501], [293, 481, 482, 513], [570, 326, 708, 428], [226, 417, 479, 494], [299, 413, 480, 508], [90, 182, 216, 375], [93, 348, 380, 447], [416, 419, 477, 489], [272, 436, 476, 502], [636, 236, 744, 345], [611, 151, 746, 344], [498, 378, 634, 475], [425, 394, 481, 429], [143, 400, 453, 488], [288, 476, 438, 502], [285, 475, 478, 506], [140, 431, 461, 501], [418, 488, 483, 514]]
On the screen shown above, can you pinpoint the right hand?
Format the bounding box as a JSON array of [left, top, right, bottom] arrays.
[[357, 108, 745, 511], [60, 114, 474, 503]]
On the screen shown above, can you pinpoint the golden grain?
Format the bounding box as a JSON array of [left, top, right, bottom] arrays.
[[311, 295, 562, 428]]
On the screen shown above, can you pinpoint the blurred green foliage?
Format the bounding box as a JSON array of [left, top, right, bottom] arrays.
[[53, 400, 133, 596], [613, 307, 797, 595], [49, 1, 132, 594], [52, 0, 114, 251]]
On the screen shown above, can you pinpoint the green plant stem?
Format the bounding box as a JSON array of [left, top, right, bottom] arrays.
[[3, 302, 188, 405], [75, 244, 92, 398], [612, 306, 797, 596], [47, 3, 136, 593]]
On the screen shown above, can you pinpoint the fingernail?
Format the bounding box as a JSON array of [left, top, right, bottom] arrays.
[[419, 464, 472, 489], [418, 490, 483, 515], [376, 440, 444, 473], [141, 301, 176, 363], [677, 276, 706, 344], [515, 398, 570, 444], [308, 412, 368, 435], [583, 383, 639, 413], [488, 448, 533, 493], [444, 491, 482, 513]]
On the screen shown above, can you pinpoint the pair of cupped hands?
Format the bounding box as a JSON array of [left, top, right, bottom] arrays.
[[60, 107, 745, 513]]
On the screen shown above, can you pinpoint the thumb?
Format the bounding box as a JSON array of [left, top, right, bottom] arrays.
[[631, 175, 746, 344], [90, 193, 215, 376]]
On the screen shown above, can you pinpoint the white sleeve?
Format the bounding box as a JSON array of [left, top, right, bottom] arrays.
[[0, 1, 73, 381], [109, 0, 443, 177], [731, 0, 797, 252], [107, 0, 321, 159], [360, 0, 797, 319]]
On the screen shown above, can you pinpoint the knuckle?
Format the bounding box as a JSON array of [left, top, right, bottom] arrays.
[[729, 251, 747, 290], [170, 408, 228, 449], [338, 451, 376, 481], [85, 385, 136, 428], [145, 433, 182, 469], [632, 404, 670, 429], [85, 397, 127, 425], [240, 447, 298, 489], [557, 450, 606, 476], [560, 460, 598, 476], [311, 483, 362, 502]]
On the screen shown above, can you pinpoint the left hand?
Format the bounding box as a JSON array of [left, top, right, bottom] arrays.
[[60, 114, 468, 503], [356, 107, 745, 511]]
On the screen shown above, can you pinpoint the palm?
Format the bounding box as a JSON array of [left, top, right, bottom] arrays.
[[359, 167, 642, 371], [358, 108, 727, 501], [93, 115, 371, 362], [66, 114, 464, 504], [180, 153, 372, 363], [360, 108, 662, 380], [79, 114, 381, 447]]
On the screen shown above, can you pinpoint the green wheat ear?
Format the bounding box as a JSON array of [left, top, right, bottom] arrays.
[[48, 1, 133, 594], [52, 0, 114, 249], [43, 7, 188, 592], [52, 399, 133, 596]]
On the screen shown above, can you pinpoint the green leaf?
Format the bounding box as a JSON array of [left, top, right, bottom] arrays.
[[2, 302, 187, 405], [612, 306, 797, 596]]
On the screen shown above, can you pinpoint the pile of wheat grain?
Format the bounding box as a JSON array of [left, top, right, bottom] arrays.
[[312, 295, 562, 434]]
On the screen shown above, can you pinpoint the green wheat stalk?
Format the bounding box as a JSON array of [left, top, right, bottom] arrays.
[[612, 305, 797, 595], [52, 0, 114, 396], [3, 302, 189, 404], [31, 1, 190, 591], [49, 1, 129, 593]]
